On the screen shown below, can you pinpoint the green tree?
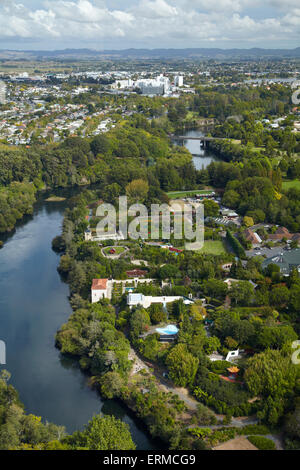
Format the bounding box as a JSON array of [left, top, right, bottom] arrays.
[[166, 344, 199, 387], [70, 415, 136, 450]]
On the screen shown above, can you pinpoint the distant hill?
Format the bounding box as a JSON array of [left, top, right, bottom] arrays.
[[0, 47, 300, 60]]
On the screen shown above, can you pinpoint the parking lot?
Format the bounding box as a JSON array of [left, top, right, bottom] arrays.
[[246, 245, 287, 258]]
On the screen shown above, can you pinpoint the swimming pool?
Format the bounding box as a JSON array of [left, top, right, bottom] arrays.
[[156, 325, 179, 335]]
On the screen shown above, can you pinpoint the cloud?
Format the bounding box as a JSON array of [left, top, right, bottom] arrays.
[[0, 0, 298, 48]]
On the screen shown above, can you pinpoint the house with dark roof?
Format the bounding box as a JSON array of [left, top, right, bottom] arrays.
[[262, 249, 300, 276]]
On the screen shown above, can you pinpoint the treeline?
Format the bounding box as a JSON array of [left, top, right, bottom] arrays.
[[226, 229, 246, 259], [190, 84, 292, 120]]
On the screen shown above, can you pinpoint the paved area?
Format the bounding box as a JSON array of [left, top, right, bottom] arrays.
[[246, 246, 286, 258]]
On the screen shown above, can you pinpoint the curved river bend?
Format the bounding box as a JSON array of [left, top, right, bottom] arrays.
[[0, 196, 159, 450]]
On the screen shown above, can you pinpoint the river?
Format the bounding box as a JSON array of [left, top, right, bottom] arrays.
[[0, 194, 160, 450], [174, 129, 222, 169]]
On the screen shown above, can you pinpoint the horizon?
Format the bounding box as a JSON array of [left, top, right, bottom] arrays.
[[1, 46, 300, 52]]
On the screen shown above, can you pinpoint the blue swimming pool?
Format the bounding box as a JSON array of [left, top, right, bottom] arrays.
[[156, 325, 179, 335]]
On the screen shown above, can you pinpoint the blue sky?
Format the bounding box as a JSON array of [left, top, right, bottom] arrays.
[[0, 0, 299, 50]]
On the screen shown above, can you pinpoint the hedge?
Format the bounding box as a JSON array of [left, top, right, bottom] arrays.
[[247, 435, 276, 450]]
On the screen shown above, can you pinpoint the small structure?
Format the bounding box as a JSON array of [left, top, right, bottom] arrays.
[[126, 269, 147, 278], [227, 366, 240, 380], [226, 349, 240, 362], [221, 262, 233, 272]]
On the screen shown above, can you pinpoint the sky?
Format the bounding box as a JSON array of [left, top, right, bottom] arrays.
[[0, 0, 299, 50]]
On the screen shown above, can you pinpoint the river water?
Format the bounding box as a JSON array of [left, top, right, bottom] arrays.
[[174, 129, 222, 169], [0, 195, 159, 450]]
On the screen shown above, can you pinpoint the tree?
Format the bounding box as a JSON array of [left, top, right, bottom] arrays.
[[269, 286, 290, 308], [91, 135, 111, 156], [204, 336, 221, 354], [149, 304, 167, 324], [70, 415, 136, 450], [229, 281, 254, 306], [203, 200, 219, 217], [166, 344, 199, 387], [126, 179, 149, 203], [100, 372, 124, 399], [129, 308, 151, 339], [243, 216, 254, 227], [244, 349, 297, 399]]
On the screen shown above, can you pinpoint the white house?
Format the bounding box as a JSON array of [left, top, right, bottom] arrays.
[[91, 279, 109, 303], [127, 293, 193, 309]]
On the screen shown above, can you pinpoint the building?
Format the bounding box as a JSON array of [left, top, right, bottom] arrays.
[[268, 226, 292, 241], [91, 279, 109, 302], [174, 75, 184, 87], [91, 277, 155, 303], [243, 228, 262, 246], [127, 293, 194, 309], [136, 75, 170, 96], [262, 249, 300, 276], [126, 269, 148, 278]]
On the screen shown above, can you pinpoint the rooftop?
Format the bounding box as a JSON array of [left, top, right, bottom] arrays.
[[262, 249, 300, 274], [92, 279, 108, 291]]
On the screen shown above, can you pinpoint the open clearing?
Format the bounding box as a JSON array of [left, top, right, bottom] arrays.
[[282, 179, 300, 191], [167, 189, 214, 199], [197, 240, 227, 255]]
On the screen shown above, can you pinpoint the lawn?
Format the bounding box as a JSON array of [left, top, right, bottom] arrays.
[[282, 179, 300, 191], [167, 189, 214, 199], [197, 240, 227, 255], [103, 246, 126, 256]]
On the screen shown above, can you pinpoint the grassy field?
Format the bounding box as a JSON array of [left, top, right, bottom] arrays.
[[197, 240, 227, 255], [282, 180, 300, 191], [103, 246, 126, 256], [167, 189, 214, 199]]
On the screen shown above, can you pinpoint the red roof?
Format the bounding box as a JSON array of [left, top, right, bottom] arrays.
[[126, 270, 147, 278], [92, 279, 108, 290], [169, 247, 183, 253]]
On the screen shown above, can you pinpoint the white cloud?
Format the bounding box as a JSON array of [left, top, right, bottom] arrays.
[[0, 0, 298, 48]]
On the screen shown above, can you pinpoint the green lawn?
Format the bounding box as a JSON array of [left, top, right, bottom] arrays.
[[197, 240, 227, 255], [167, 189, 214, 199], [103, 246, 126, 256], [282, 180, 300, 191]]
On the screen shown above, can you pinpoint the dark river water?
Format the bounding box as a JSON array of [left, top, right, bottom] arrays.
[[174, 129, 222, 169], [0, 195, 160, 450]]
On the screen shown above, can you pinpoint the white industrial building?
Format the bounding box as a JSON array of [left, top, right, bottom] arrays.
[[174, 76, 184, 87], [136, 75, 170, 96], [0, 81, 6, 104]]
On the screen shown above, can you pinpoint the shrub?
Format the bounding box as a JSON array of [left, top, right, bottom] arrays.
[[239, 424, 269, 436], [247, 435, 276, 450]]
